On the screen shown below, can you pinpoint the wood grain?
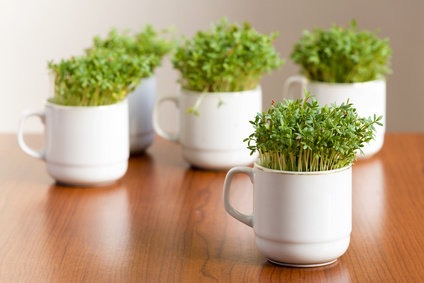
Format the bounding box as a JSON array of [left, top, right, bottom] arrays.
[[0, 133, 423, 282]]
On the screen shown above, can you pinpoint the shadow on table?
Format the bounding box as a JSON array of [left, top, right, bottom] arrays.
[[257, 258, 352, 281]]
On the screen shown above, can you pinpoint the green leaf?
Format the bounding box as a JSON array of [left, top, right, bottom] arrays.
[[290, 19, 392, 83], [244, 93, 383, 172], [48, 25, 173, 106], [172, 17, 285, 93]]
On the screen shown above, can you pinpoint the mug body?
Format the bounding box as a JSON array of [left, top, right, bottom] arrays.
[[128, 75, 156, 154], [305, 80, 386, 158], [44, 100, 129, 186], [253, 163, 352, 267], [179, 87, 261, 169]]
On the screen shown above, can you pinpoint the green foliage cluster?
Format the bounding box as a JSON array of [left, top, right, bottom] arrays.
[[244, 90, 383, 172], [88, 25, 173, 71], [48, 25, 172, 106], [48, 48, 152, 106], [172, 18, 285, 93], [291, 20, 392, 83]]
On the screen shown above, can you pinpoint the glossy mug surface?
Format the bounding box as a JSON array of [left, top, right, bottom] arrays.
[[153, 87, 262, 170], [284, 76, 386, 158], [17, 100, 129, 186], [223, 161, 352, 267], [128, 76, 156, 154]]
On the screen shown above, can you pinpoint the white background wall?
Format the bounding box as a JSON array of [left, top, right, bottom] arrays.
[[1, 0, 423, 133]]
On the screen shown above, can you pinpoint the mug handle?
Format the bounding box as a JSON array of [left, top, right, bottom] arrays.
[[17, 110, 46, 160], [283, 75, 307, 100], [223, 167, 254, 228], [152, 95, 179, 142]]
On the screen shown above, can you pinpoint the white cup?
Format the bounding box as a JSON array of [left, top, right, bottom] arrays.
[[128, 76, 156, 154], [17, 100, 129, 186], [153, 87, 262, 170], [284, 76, 386, 158], [223, 161, 352, 267]]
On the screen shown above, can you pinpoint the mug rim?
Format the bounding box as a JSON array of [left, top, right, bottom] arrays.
[[180, 85, 262, 97], [254, 160, 352, 175], [44, 98, 128, 110], [303, 78, 386, 87]]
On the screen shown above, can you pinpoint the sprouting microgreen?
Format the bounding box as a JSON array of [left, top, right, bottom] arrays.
[[172, 17, 285, 93], [291, 20, 392, 83], [48, 48, 152, 106], [88, 25, 174, 71], [48, 25, 173, 106], [244, 89, 383, 171]]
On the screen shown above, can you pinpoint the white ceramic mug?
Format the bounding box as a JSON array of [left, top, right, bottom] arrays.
[[17, 100, 129, 186], [128, 76, 156, 154], [284, 76, 386, 158], [223, 161, 352, 267], [153, 87, 262, 170]]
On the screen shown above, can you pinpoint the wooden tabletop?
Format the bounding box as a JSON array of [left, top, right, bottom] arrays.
[[0, 133, 423, 282]]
